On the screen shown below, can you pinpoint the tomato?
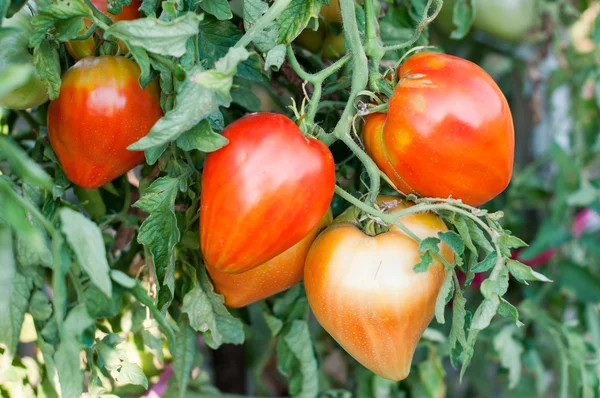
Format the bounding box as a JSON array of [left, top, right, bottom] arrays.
[[473, 0, 537, 43], [66, 0, 141, 60], [48, 56, 162, 189], [0, 5, 58, 110], [296, 23, 326, 53], [304, 196, 453, 381], [437, 0, 537, 42], [200, 113, 335, 274], [206, 209, 333, 308], [320, 0, 341, 23], [363, 52, 514, 206], [322, 29, 345, 59]]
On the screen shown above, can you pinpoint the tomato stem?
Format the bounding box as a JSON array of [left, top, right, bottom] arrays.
[[83, 0, 113, 30], [235, 0, 292, 49]]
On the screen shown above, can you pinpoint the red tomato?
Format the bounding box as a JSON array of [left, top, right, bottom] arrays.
[[363, 52, 514, 206], [305, 196, 453, 381], [200, 113, 335, 274], [66, 0, 141, 60], [48, 56, 163, 188], [206, 209, 333, 308]]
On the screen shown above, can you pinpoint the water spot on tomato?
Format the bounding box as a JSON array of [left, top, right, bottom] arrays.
[[411, 94, 426, 113]]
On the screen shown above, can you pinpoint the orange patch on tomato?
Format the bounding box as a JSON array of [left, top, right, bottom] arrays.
[[426, 56, 446, 69]]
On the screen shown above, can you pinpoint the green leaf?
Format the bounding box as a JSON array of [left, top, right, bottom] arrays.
[[198, 17, 268, 81], [199, 0, 232, 20], [434, 270, 453, 324], [140, 0, 159, 15], [29, 290, 52, 322], [413, 251, 434, 273], [506, 259, 552, 284], [470, 251, 498, 273], [0, 136, 53, 191], [448, 287, 467, 352], [134, 177, 181, 307], [498, 297, 524, 327], [85, 284, 123, 320], [104, 13, 202, 57], [110, 270, 137, 288], [189, 46, 249, 101], [0, 227, 33, 361], [129, 65, 219, 151], [126, 43, 152, 86], [465, 217, 493, 253], [276, 320, 319, 398], [439, 230, 465, 255], [243, 0, 279, 52], [449, 214, 476, 254], [276, 0, 319, 44], [265, 44, 285, 71], [181, 268, 244, 349], [493, 325, 524, 390], [497, 234, 528, 257], [176, 119, 228, 152], [30, 0, 91, 46], [419, 236, 440, 253], [116, 361, 149, 388], [461, 268, 509, 377], [450, 0, 474, 40], [32, 41, 60, 100], [59, 208, 112, 297], [171, 314, 196, 397], [55, 304, 94, 398]]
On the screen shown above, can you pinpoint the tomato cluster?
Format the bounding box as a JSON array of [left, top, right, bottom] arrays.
[[23, 0, 514, 379]]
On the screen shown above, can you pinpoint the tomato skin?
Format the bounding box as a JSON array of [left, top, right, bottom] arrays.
[[48, 56, 162, 188], [296, 24, 326, 53], [66, 0, 141, 60], [304, 196, 453, 381], [206, 209, 333, 308], [320, 0, 341, 23], [200, 113, 335, 274], [364, 52, 514, 206], [0, 6, 58, 110], [473, 0, 536, 43]]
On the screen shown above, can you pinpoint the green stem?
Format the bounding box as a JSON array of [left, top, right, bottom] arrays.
[[129, 284, 177, 347], [16, 110, 40, 132], [333, 0, 380, 204], [363, 0, 384, 91], [383, 0, 442, 52], [235, 0, 292, 49], [74, 23, 97, 40], [68, 269, 85, 303], [286, 46, 351, 133]]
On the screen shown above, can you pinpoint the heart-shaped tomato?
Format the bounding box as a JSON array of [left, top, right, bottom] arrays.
[[363, 52, 514, 206], [200, 113, 335, 274], [304, 196, 453, 380], [48, 56, 163, 189]]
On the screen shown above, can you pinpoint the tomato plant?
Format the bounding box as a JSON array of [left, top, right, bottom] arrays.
[[200, 113, 335, 274], [3, 0, 592, 397], [48, 56, 163, 188], [364, 52, 514, 206]]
